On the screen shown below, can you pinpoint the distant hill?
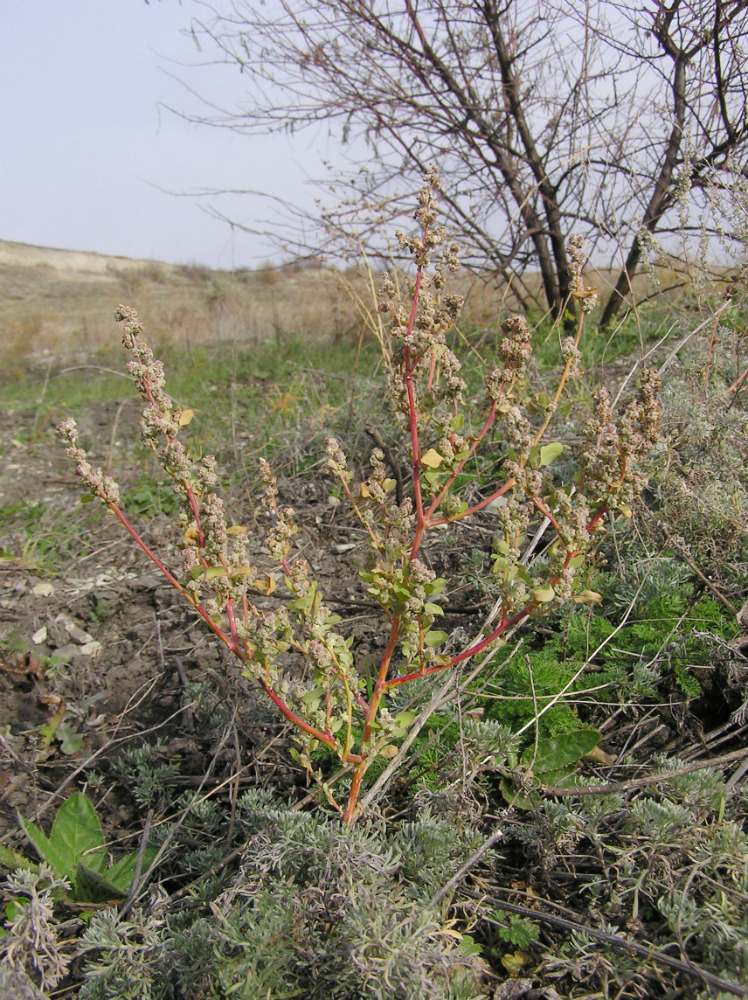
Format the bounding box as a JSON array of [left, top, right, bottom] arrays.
[[0, 239, 180, 278]]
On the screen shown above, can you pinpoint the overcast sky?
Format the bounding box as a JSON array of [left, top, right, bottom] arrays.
[[1, 1, 326, 269]]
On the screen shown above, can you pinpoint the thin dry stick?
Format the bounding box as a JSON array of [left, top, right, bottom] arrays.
[[475, 896, 748, 998], [662, 526, 738, 614], [119, 808, 154, 921], [540, 746, 748, 797], [658, 301, 731, 376], [429, 827, 504, 908]]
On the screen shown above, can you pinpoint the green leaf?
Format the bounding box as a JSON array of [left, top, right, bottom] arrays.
[[47, 792, 105, 880], [74, 863, 126, 903], [19, 817, 73, 881], [5, 899, 26, 923], [0, 845, 37, 874], [459, 933, 483, 956], [539, 443, 564, 466], [423, 602, 444, 617], [522, 729, 601, 775], [394, 710, 416, 728], [450, 413, 465, 431], [205, 566, 228, 581], [424, 630, 449, 647], [106, 848, 158, 892], [57, 721, 85, 755]]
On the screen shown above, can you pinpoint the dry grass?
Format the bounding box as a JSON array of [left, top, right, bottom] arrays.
[[0, 242, 369, 371], [0, 237, 701, 379]]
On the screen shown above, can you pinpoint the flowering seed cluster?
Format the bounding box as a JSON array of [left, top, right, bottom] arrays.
[[568, 235, 599, 313], [56, 417, 121, 505], [485, 315, 534, 404], [382, 169, 467, 420]]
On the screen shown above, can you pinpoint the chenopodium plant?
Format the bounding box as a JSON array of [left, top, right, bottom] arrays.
[[57, 170, 661, 824]]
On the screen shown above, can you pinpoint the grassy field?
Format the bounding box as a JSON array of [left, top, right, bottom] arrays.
[[1, 238, 747, 999]]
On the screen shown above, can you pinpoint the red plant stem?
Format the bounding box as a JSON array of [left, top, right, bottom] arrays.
[[428, 477, 517, 527], [528, 494, 561, 533], [342, 614, 402, 823], [385, 498, 610, 694], [424, 401, 497, 522], [342, 767, 365, 825], [426, 350, 437, 390], [107, 500, 232, 649], [225, 598, 239, 652], [726, 364, 748, 394], [183, 483, 206, 549], [586, 503, 609, 532], [404, 344, 425, 537], [384, 601, 530, 689], [261, 679, 362, 762], [363, 617, 402, 743]]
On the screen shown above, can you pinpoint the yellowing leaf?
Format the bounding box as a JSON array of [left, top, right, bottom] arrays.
[[394, 710, 416, 727], [500, 950, 528, 974], [177, 409, 194, 427], [378, 744, 399, 759], [226, 525, 249, 536], [584, 745, 615, 765], [183, 523, 200, 544], [231, 565, 256, 580], [532, 584, 555, 603], [420, 448, 444, 469], [205, 566, 229, 581], [251, 573, 276, 596], [573, 589, 603, 604], [539, 442, 564, 466], [358, 483, 371, 499]]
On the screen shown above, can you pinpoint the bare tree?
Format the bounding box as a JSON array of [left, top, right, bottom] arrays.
[[180, 0, 748, 327]]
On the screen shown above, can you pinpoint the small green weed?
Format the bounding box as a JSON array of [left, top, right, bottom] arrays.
[[18, 792, 155, 903]]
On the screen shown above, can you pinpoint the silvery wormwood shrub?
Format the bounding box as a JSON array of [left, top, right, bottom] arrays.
[[57, 169, 661, 824]]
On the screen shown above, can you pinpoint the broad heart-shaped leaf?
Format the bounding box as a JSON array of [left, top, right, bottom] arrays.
[[106, 847, 159, 892], [420, 448, 444, 469], [74, 863, 126, 903], [521, 729, 601, 777]]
